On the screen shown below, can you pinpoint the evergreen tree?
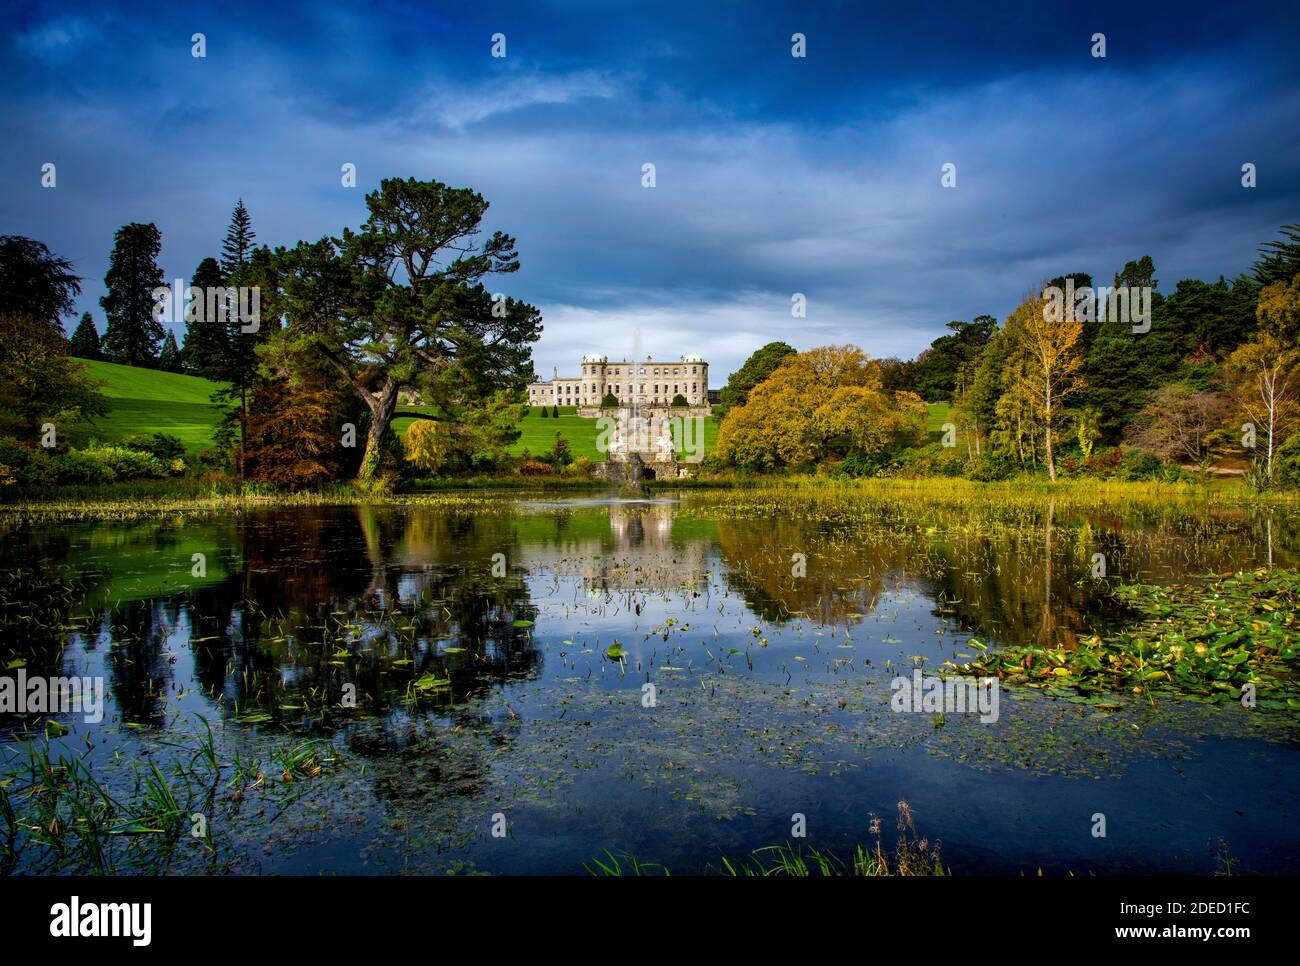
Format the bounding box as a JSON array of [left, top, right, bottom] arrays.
[[68, 312, 102, 360], [100, 222, 165, 366], [220, 199, 255, 279], [1253, 224, 1300, 286], [181, 256, 230, 377], [719, 341, 796, 413], [212, 246, 278, 479], [0, 235, 81, 333], [274, 178, 541, 481], [158, 330, 182, 372]]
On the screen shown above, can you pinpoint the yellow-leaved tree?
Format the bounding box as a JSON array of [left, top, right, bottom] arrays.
[[1005, 284, 1085, 482], [1227, 274, 1300, 484], [716, 345, 925, 470]]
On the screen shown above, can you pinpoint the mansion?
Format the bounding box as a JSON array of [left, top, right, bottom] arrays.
[[528, 354, 711, 415]]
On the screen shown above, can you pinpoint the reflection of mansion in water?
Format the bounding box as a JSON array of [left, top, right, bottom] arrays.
[[529, 504, 712, 592], [528, 353, 711, 416]]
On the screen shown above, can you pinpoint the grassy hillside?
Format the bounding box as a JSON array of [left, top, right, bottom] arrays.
[[70, 360, 224, 456]]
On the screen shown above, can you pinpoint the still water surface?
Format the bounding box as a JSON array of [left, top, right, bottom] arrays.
[[2, 494, 1298, 874]]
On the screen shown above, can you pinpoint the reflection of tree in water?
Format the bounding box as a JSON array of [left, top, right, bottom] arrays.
[[104, 599, 177, 726], [714, 517, 901, 629], [181, 505, 540, 723], [713, 511, 1115, 648]]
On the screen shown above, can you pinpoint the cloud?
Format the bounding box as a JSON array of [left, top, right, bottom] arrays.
[[2, 0, 1297, 385], [14, 16, 92, 57]]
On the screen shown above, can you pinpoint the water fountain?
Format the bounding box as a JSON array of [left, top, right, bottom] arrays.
[[602, 329, 678, 491]]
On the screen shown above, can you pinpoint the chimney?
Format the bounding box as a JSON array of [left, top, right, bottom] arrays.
[[552, 366, 558, 381]]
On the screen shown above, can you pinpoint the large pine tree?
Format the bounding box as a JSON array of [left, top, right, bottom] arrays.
[[68, 311, 102, 359], [181, 256, 229, 377], [100, 222, 165, 366]]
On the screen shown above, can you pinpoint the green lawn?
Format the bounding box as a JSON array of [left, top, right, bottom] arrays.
[[925, 401, 951, 434], [394, 405, 720, 463], [511, 407, 719, 462], [69, 360, 224, 456]]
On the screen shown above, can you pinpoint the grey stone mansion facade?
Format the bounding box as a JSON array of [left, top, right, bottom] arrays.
[[527, 354, 710, 415]]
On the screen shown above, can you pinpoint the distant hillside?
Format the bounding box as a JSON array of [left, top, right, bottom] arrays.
[[69, 360, 225, 456]]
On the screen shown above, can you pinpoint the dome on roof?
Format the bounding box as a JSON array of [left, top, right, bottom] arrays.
[[682, 353, 705, 363], [582, 353, 607, 363]]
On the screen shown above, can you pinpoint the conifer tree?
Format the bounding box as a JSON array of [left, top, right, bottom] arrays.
[[100, 222, 165, 366], [68, 311, 102, 360]]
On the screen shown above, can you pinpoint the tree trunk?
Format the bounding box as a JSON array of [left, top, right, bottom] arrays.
[[357, 379, 400, 481], [1044, 383, 1056, 482]]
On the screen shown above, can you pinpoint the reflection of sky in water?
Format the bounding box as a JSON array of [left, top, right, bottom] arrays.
[[1, 498, 1298, 874]]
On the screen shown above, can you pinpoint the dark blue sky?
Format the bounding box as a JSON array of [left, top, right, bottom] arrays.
[[3, 0, 1298, 380]]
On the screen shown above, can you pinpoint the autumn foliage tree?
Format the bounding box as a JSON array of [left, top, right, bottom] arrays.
[[716, 345, 925, 470], [243, 329, 360, 487], [1004, 284, 1086, 482], [1226, 273, 1300, 484]]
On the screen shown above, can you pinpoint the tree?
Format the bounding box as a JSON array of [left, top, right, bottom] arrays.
[[1162, 276, 1257, 360], [158, 330, 182, 372], [1007, 285, 1085, 482], [601, 391, 619, 408], [243, 328, 359, 487], [1226, 275, 1300, 484], [1253, 224, 1300, 286], [718, 341, 795, 412], [962, 325, 1015, 456], [100, 222, 165, 365], [716, 345, 924, 470], [213, 246, 280, 479], [220, 199, 256, 280], [0, 312, 109, 437], [1126, 384, 1231, 466], [671, 393, 688, 408], [181, 257, 230, 377], [278, 178, 542, 480], [913, 316, 996, 402], [68, 312, 102, 360], [404, 388, 523, 474], [0, 235, 81, 333]]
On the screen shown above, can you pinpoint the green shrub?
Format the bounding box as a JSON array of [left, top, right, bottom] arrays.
[[963, 454, 1012, 482], [541, 434, 573, 469], [567, 456, 595, 476], [1118, 449, 1165, 481], [76, 443, 166, 482], [0, 437, 53, 487], [1271, 433, 1300, 490], [121, 433, 186, 464], [49, 449, 109, 484]]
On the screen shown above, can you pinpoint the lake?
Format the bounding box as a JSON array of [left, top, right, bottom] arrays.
[[2, 487, 1299, 875]]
